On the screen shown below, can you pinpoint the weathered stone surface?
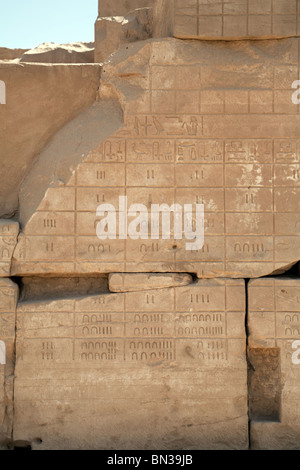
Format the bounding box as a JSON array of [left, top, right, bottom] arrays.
[[0, 47, 29, 61], [98, 0, 156, 17], [0, 279, 19, 448], [0, 220, 19, 277], [170, 0, 300, 40], [248, 277, 300, 450], [13, 278, 247, 449], [12, 38, 300, 279], [109, 272, 193, 292], [95, 16, 125, 63], [20, 42, 95, 64], [95, 8, 153, 63], [0, 62, 101, 217]]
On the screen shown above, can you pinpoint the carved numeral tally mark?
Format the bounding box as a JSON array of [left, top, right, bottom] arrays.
[[44, 219, 56, 228], [82, 326, 112, 336], [245, 193, 255, 204], [97, 194, 105, 203], [190, 294, 210, 304], [42, 342, 54, 360], [97, 171, 106, 180], [134, 327, 164, 335], [196, 195, 204, 204], [80, 341, 117, 361], [147, 169, 155, 180], [140, 243, 159, 253], [234, 243, 264, 253], [193, 170, 204, 180], [88, 244, 111, 253], [146, 294, 155, 305]]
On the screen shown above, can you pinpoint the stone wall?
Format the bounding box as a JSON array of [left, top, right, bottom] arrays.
[[0, 0, 300, 450]]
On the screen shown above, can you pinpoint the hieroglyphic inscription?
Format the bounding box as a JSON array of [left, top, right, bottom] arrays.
[[17, 279, 244, 364], [13, 40, 300, 278], [13, 279, 247, 449]]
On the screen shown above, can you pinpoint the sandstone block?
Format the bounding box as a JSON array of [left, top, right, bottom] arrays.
[[0, 279, 19, 448], [13, 39, 300, 279], [109, 272, 193, 291], [248, 277, 300, 449], [13, 278, 247, 449]]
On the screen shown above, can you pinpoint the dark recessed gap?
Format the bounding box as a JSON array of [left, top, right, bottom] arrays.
[[248, 347, 281, 423], [7, 440, 32, 451], [244, 278, 251, 450], [14, 444, 32, 451], [33, 438, 43, 445], [13, 275, 109, 302]]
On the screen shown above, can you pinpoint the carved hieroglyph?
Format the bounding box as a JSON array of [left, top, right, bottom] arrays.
[[13, 279, 247, 450], [13, 38, 300, 279], [248, 277, 300, 450], [173, 0, 300, 39], [0, 279, 18, 447], [0, 220, 19, 277]]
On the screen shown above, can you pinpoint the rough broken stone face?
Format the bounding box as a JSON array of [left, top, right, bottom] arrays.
[[12, 38, 300, 279], [0, 47, 29, 60], [248, 277, 300, 450], [172, 0, 300, 40], [20, 42, 95, 64], [0, 62, 101, 218], [98, 0, 156, 17], [0, 279, 18, 448], [13, 279, 247, 450], [0, 220, 19, 277], [94, 8, 153, 63]]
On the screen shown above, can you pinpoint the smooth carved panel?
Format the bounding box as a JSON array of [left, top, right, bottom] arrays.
[[13, 279, 247, 450], [248, 277, 300, 450], [13, 39, 300, 278], [174, 0, 300, 39]]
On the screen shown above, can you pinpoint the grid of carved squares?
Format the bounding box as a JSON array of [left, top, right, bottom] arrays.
[[16, 135, 300, 276], [174, 0, 300, 38]]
